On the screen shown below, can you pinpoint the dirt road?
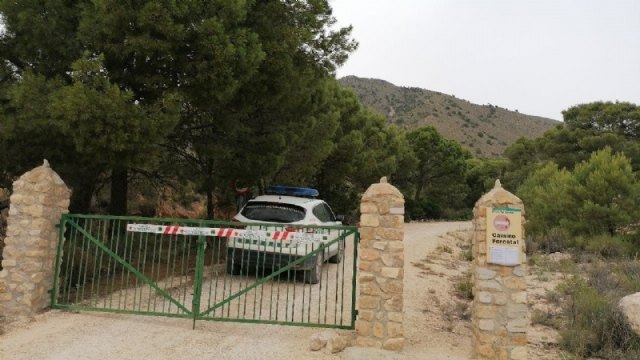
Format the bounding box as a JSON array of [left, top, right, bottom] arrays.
[[0, 221, 472, 360]]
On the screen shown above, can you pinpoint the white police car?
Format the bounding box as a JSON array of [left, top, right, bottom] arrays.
[[227, 186, 344, 284]]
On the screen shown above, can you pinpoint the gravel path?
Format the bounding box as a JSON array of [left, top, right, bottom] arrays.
[[0, 222, 472, 360]]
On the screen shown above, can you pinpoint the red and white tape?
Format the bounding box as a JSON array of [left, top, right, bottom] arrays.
[[126, 223, 323, 242]]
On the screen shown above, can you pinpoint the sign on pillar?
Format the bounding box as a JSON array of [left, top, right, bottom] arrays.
[[486, 207, 523, 266]]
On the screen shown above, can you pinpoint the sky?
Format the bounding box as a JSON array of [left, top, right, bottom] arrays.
[[330, 0, 640, 120]]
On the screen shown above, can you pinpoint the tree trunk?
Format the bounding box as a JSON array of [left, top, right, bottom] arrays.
[[69, 178, 97, 214], [206, 189, 215, 219], [110, 166, 128, 216]]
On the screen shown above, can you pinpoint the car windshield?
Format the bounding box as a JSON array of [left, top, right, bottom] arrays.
[[240, 202, 306, 223]]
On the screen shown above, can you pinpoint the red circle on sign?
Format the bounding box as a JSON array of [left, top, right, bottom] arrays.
[[493, 215, 510, 231]]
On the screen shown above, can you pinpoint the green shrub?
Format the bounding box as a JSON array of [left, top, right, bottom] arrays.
[[558, 276, 640, 359], [574, 234, 637, 259]]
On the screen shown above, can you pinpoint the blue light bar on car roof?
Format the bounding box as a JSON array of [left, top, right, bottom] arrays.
[[266, 185, 319, 198]]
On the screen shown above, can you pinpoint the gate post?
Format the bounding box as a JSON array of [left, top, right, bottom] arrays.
[[0, 160, 71, 321], [356, 177, 405, 351], [471, 180, 527, 359]]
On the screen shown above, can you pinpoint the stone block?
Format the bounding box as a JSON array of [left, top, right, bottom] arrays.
[[478, 291, 493, 304], [381, 253, 403, 267], [387, 242, 404, 252], [379, 215, 404, 228], [361, 214, 380, 227], [360, 272, 376, 283], [477, 267, 497, 280], [372, 241, 387, 251], [494, 293, 508, 305], [381, 267, 401, 279], [380, 279, 403, 294], [511, 334, 528, 346], [356, 320, 371, 336], [372, 322, 385, 338], [382, 338, 404, 351], [359, 310, 375, 321], [478, 319, 495, 331], [360, 202, 378, 214], [359, 261, 382, 273], [507, 303, 528, 319], [361, 249, 381, 261], [375, 228, 404, 241], [388, 322, 403, 337], [504, 277, 527, 290], [507, 318, 528, 333], [359, 296, 380, 310], [388, 311, 402, 323], [361, 282, 382, 296], [384, 295, 403, 312], [511, 291, 527, 304], [360, 227, 375, 241], [475, 304, 497, 319], [513, 265, 527, 277], [476, 279, 502, 292], [477, 344, 496, 359]]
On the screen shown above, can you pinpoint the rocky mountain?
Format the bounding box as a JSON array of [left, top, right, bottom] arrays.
[[339, 76, 560, 158]]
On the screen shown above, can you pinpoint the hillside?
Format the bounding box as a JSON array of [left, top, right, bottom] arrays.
[[339, 76, 560, 158]]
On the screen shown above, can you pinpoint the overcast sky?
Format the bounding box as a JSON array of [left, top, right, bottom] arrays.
[[330, 0, 640, 120]]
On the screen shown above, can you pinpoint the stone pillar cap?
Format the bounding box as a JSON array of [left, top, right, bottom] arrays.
[[362, 177, 403, 200]]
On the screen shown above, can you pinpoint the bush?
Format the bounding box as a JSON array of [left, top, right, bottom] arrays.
[[573, 234, 637, 259], [558, 275, 640, 359]]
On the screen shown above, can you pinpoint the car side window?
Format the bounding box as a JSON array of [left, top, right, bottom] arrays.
[[312, 204, 332, 222], [322, 203, 337, 222]]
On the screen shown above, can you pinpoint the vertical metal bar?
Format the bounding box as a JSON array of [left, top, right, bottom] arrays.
[[192, 232, 206, 328], [62, 218, 77, 304], [147, 223, 158, 312], [77, 219, 92, 303], [351, 230, 360, 328], [166, 232, 178, 313], [91, 218, 106, 307], [274, 237, 283, 321], [122, 223, 135, 310], [178, 234, 189, 313], [138, 225, 151, 312], [153, 229, 164, 313], [108, 219, 122, 310], [51, 216, 67, 307]]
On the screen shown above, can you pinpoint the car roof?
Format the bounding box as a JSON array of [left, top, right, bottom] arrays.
[[248, 195, 323, 207]]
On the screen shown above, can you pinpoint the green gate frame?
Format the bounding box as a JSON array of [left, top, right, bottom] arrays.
[[51, 214, 359, 329]]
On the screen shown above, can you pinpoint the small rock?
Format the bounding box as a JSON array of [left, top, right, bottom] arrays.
[[309, 330, 335, 351], [326, 334, 348, 353], [310, 333, 325, 351]]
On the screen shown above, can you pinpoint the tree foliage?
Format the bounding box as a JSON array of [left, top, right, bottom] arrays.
[[519, 148, 640, 242], [563, 101, 640, 139], [405, 126, 471, 218]]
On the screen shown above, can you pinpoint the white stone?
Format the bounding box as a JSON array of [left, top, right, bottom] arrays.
[[478, 319, 495, 331], [478, 291, 493, 304], [326, 335, 348, 353], [506, 318, 528, 333], [477, 267, 497, 280], [619, 292, 640, 336]]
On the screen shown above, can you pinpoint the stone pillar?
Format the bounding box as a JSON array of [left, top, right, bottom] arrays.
[[0, 160, 71, 321], [355, 177, 405, 351], [472, 180, 527, 360]]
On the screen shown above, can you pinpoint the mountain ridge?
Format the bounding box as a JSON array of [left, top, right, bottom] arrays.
[[339, 76, 560, 158]]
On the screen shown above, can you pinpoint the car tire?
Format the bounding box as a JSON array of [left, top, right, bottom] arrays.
[[304, 254, 322, 284], [328, 239, 344, 264]]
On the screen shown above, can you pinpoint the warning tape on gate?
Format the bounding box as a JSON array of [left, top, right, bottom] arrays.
[[126, 223, 325, 242]]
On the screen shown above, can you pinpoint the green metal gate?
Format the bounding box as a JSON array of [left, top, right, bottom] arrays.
[[51, 214, 359, 329]]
